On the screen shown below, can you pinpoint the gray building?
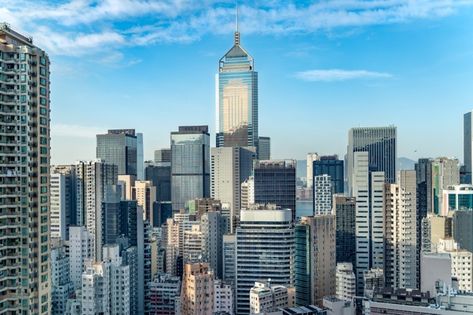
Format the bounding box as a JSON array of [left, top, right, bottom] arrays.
[[0, 24, 52, 314], [254, 160, 297, 221], [346, 126, 396, 196], [171, 125, 210, 211], [97, 129, 138, 176], [464, 111, 473, 184], [334, 195, 356, 266], [154, 148, 172, 165], [201, 211, 228, 279], [51, 165, 77, 237], [258, 136, 271, 160], [452, 210, 473, 253]]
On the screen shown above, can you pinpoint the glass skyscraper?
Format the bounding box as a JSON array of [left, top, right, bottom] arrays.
[[216, 29, 258, 148], [171, 125, 210, 211], [96, 129, 138, 176]]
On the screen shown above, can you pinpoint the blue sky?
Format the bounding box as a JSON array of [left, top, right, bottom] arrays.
[[2, 0, 473, 164]]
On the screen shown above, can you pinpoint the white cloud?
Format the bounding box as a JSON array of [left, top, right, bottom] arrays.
[[294, 69, 393, 82], [2, 0, 473, 57], [51, 123, 106, 139]]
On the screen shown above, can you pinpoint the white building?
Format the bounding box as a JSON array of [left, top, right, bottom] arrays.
[[51, 245, 74, 315], [441, 184, 473, 214], [235, 206, 294, 314], [183, 224, 203, 263], [50, 173, 67, 240], [306, 153, 320, 189], [313, 174, 333, 215], [69, 226, 94, 289], [353, 152, 385, 294], [214, 279, 234, 314], [323, 296, 356, 315], [336, 263, 356, 302], [437, 238, 473, 292], [384, 170, 418, 290], [249, 281, 295, 314]]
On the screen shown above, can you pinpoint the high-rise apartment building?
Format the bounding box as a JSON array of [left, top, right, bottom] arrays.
[[216, 25, 258, 149], [75, 160, 117, 260], [295, 215, 336, 306], [235, 206, 294, 314], [313, 174, 332, 215], [148, 273, 181, 315], [347, 126, 396, 195], [69, 226, 94, 289], [201, 211, 228, 279], [52, 164, 77, 237], [0, 24, 51, 314], [97, 129, 139, 176], [214, 279, 234, 314], [240, 175, 254, 209], [181, 263, 214, 315], [334, 195, 356, 266], [353, 152, 385, 294], [51, 244, 74, 315], [132, 180, 157, 222], [384, 170, 418, 290], [258, 136, 271, 160], [306, 153, 320, 189], [335, 263, 356, 302], [464, 111, 473, 184], [210, 146, 255, 226], [171, 125, 210, 211], [254, 160, 297, 221], [50, 173, 67, 240]]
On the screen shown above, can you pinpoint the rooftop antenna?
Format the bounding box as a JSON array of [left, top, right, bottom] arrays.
[[234, 0, 240, 45]]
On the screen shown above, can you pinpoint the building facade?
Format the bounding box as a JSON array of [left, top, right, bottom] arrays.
[[96, 129, 138, 176], [258, 136, 271, 160], [334, 196, 356, 266]]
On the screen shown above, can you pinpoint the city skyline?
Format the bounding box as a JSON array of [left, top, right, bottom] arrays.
[[1, 1, 472, 165]]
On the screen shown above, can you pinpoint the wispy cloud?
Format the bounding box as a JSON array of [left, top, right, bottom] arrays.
[[51, 123, 106, 139], [2, 0, 473, 57], [294, 69, 393, 82]]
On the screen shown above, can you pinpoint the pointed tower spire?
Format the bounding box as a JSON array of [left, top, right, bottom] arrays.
[[234, 0, 240, 45]]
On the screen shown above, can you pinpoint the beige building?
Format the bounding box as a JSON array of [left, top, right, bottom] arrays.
[[422, 213, 453, 253], [132, 180, 156, 222], [0, 24, 51, 314], [118, 174, 135, 200], [249, 281, 295, 314], [181, 263, 215, 315]]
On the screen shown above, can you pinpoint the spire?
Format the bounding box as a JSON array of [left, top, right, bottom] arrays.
[[234, 0, 240, 45]]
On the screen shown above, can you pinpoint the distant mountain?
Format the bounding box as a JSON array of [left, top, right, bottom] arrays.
[[397, 157, 416, 171]]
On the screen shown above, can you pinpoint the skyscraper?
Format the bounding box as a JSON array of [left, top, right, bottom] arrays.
[[464, 111, 472, 184], [50, 173, 67, 240], [353, 152, 385, 294], [313, 174, 332, 215], [258, 136, 271, 160], [235, 206, 294, 314], [347, 126, 396, 195], [154, 148, 172, 164], [313, 155, 344, 194], [51, 165, 77, 237], [0, 24, 51, 314], [171, 125, 210, 211], [254, 160, 297, 221], [132, 180, 157, 223], [216, 23, 258, 149], [334, 195, 356, 266], [96, 129, 138, 176]]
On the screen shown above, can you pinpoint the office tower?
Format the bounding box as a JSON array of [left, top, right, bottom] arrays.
[[96, 128, 138, 176], [441, 184, 473, 215], [353, 152, 385, 294], [431, 157, 460, 214], [210, 146, 255, 224], [240, 175, 254, 208], [181, 263, 215, 315], [50, 173, 67, 240], [334, 196, 356, 265], [347, 126, 396, 195], [51, 245, 74, 315], [69, 226, 94, 289], [171, 125, 210, 211], [452, 210, 473, 252], [153, 201, 173, 227], [132, 180, 157, 222], [335, 263, 356, 302], [201, 211, 227, 279], [75, 160, 117, 260], [363, 268, 384, 299], [258, 136, 271, 160], [254, 160, 297, 221], [313, 155, 344, 194], [313, 174, 332, 215], [235, 206, 294, 314], [295, 215, 336, 306], [137, 132, 144, 180], [148, 274, 181, 314], [384, 170, 418, 290], [52, 164, 77, 236], [145, 163, 171, 202], [154, 148, 172, 164], [0, 24, 51, 314], [249, 281, 295, 314], [306, 153, 320, 189], [464, 111, 473, 184], [216, 22, 258, 149], [223, 234, 236, 287], [214, 279, 234, 314], [101, 185, 123, 246]]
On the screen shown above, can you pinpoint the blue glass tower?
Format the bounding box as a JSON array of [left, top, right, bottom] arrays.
[[216, 26, 258, 148]]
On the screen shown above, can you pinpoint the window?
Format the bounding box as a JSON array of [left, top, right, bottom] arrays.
[[40, 67, 46, 76], [40, 97, 47, 105], [40, 87, 47, 96], [40, 56, 46, 65]]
